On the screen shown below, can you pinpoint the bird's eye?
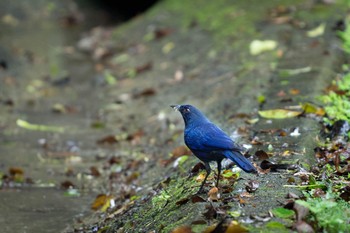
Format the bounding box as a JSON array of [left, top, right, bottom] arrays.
[[184, 107, 190, 112]]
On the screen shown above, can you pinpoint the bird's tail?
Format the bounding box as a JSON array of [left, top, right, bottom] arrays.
[[223, 150, 256, 173]]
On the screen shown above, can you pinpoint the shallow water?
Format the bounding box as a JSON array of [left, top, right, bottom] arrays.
[[0, 1, 119, 232]]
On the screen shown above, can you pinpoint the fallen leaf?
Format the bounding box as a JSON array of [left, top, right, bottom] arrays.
[[176, 197, 190, 206], [162, 42, 175, 54], [90, 166, 101, 177], [135, 62, 152, 74], [17, 119, 64, 132], [104, 70, 117, 85], [170, 226, 193, 233], [289, 88, 300, 95], [271, 207, 295, 219], [196, 173, 206, 182], [191, 163, 206, 174], [91, 194, 113, 211], [301, 103, 325, 116], [255, 150, 270, 160], [250, 40, 278, 55], [133, 88, 156, 99], [9, 167, 24, 176], [96, 135, 118, 144], [61, 180, 76, 189], [258, 109, 301, 119], [154, 28, 172, 39], [191, 195, 206, 203], [245, 180, 259, 193], [245, 118, 259, 124], [278, 66, 311, 77], [307, 23, 326, 37], [208, 187, 220, 201], [222, 170, 239, 180], [126, 129, 144, 144], [280, 150, 291, 157], [226, 220, 249, 233], [172, 146, 191, 157]]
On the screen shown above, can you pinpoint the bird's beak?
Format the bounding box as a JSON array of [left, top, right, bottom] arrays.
[[170, 105, 180, 111]]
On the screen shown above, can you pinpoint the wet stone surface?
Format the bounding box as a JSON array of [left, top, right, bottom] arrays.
[[0, 0, 348, 232]]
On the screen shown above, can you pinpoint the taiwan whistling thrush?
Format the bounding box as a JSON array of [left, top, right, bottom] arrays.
[[171, 104, 256, 193]]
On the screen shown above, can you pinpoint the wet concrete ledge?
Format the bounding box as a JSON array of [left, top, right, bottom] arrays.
[[91, 0, 348, 232]]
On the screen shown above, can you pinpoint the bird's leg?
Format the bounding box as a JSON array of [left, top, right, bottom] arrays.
[[216, 160, 222, 188], [197, 162, 211, 194]]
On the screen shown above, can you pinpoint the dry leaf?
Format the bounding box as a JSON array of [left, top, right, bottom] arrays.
[[258, 109, 302, 119]]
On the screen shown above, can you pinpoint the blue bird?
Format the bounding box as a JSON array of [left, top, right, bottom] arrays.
[[171, 104, 256, 193]]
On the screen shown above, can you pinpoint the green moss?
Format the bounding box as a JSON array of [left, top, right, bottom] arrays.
[[124, 175, 207, 232], [162, 0, 304, 48]]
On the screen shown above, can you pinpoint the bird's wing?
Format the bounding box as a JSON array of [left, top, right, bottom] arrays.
[[185, 123, 241, 151]]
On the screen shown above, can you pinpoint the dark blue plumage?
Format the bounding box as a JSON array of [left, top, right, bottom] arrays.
[[171, 104, 256, 192]]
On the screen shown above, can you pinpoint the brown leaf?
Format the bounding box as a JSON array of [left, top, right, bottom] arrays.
[[108, 156, 121, 165], [278, 129, 288, 136], [191, 162, 205, 174], [172, 146, 191, 157], [91, 194, 106, 210], [191, 195, 206, 203], [170, 226, 193, 233], [126, 129, 144, 144], [90, 166, 101, 177], [96, 135, 118, 144], [176, 197, 189, 206], [9, 167, 24, 176], [61, 180, 76, 189], [133, 88, 156, 99], [208, 187, 220, 201], [255, 150, 269, 160], [136, 62, 152, 74], [154, 28, 172, 39]]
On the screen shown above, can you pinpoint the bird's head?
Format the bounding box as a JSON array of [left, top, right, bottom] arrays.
[[171, 104, 209, 127]]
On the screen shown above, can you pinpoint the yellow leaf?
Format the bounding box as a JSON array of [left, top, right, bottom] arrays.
[[258, 109, 301, 119], [91, 194, 114, 211], [250, 40, 278, 55], [196, 173, 205, 182], [301, 103, 325, 116], [307, 23, 326, 37], [226, 221, 248, 233], [16, 119, 64, 132]]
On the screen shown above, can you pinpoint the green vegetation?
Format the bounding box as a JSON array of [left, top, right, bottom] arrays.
[[297, 192, 350, 232], [295, 17, 350, 233], [320, 72, 350, 124], [321, 18, 350, 124]]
